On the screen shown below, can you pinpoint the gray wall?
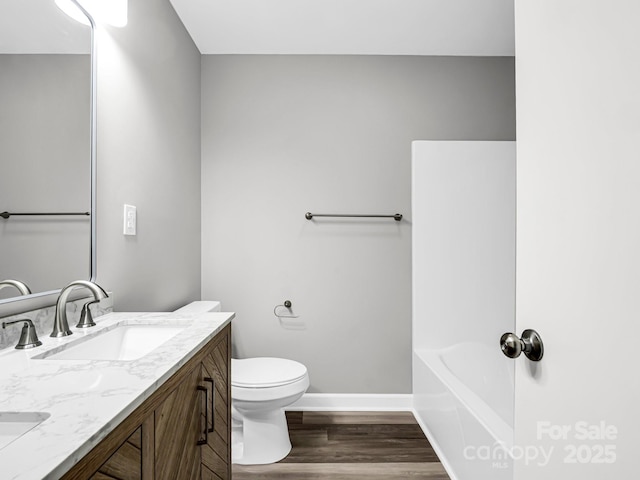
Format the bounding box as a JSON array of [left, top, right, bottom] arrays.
[[95, 0, 201, 310], [0, 55, 90, 299], [201, 55, 516, 393]]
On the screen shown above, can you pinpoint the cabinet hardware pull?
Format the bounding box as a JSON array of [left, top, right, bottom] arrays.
[[197, 385, 208, 445], [205, 377, 215, 433]]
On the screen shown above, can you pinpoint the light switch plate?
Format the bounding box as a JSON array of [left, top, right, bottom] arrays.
[[123, 204, 136, 235]]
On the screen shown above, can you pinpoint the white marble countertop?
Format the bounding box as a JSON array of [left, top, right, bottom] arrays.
[[0, 310, 234, 480]]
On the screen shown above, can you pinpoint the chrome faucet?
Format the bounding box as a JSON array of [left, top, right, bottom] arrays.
[[0, 279, 32, 296], [51, 280, 108, 338]]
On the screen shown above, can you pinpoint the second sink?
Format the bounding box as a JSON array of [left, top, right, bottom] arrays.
[[0, 412, 50, 451], [34, 323, 185, 361]]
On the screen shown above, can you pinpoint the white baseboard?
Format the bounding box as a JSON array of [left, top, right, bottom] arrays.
[[287, 393, 413, 411]]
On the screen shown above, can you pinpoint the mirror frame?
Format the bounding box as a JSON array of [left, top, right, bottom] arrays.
[[0, 2, 96, 317]]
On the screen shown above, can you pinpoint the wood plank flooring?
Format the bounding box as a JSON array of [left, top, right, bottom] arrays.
[[232, 411, 450, 479]]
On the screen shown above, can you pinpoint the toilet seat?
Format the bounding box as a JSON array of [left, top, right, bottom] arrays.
[[232, 375, 309, 403], [232, 357, 307, 388]]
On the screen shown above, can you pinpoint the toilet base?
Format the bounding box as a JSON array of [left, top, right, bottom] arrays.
[[232, 407, 292, 465]]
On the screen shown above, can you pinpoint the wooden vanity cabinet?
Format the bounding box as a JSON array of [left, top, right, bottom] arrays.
[[62, 324, 231, 480], [89, 426, 143, 479], [154, 364, 203, 479], [200, 334, 230, 480]]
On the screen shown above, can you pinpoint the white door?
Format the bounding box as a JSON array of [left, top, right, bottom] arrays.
[[514, 1, 640, 478]]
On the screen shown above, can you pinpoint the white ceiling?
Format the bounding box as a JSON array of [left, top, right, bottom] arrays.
[[169, 0, 514, 56]]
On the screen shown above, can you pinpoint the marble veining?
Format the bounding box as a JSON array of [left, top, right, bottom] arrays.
[[0, 296, 114, 351], [0, 310, 234, 480]]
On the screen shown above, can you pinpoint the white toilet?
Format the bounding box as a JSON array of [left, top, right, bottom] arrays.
[[231, 357, 309, 464], [173, 301, 309, 465]]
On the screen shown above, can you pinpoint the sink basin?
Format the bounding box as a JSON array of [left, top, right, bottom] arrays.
[[0, 412, 50, 451], [34, 324, 185, 361]]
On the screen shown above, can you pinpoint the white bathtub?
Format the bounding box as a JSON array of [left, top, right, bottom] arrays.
[[412, 142, 517, 480], [413, 344, 514, 480]]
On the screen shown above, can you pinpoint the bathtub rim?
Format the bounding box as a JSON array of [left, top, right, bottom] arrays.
[[414, 347, 514, 449]]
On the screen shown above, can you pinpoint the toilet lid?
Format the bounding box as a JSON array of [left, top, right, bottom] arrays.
[[232, 357, 308, 388]]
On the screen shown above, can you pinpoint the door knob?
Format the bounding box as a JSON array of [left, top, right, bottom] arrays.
[[500, 329, 544, 361]]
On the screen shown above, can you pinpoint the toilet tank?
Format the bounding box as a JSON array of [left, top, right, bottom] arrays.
[[173, 301, 222, 313]]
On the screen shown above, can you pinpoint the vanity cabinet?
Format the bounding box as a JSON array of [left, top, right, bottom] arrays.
[[154, 364, 203, 479], [90, 426, 142, 479], [200, 336, 230, 479], [63, 324, 231, 480]]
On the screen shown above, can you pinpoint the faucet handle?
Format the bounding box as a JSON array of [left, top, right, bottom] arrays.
[[2, 319, 42, 349], [76, 300, 100, 328]]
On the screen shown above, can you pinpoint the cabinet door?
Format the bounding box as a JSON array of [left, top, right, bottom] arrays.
[[154, 365, 203, 480], [201, 330, 230, 480], [61, 326, 231, 480], [90, 426, 142, 480]]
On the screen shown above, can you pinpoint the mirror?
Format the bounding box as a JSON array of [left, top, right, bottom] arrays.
[[0, 0, 94, 305]]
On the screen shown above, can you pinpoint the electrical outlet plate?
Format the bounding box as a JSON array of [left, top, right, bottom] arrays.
[[123, 204, 136, 235]]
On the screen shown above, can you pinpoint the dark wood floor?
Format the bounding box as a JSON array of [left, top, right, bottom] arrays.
[[232, 411, 450, 479]]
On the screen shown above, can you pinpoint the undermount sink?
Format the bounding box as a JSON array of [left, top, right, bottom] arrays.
[[34, 324, 185, 361], [0, 412, 50, 451]]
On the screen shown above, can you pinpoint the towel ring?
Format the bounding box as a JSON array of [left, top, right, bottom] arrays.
[[274, 300, 299, 319]]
